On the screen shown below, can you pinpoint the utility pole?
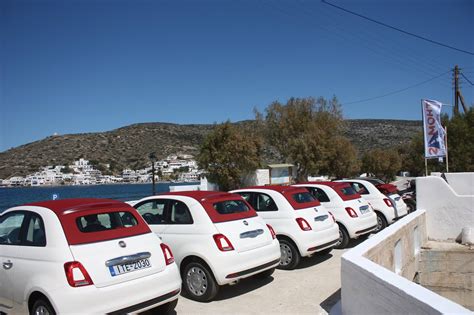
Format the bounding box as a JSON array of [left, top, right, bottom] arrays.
[[453, 65, 468, 115]]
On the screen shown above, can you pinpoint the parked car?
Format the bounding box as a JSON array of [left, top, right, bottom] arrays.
[[132, 191, 281, 302], [230, 186, 339, 270], [0, 198, 181, 315], [336, 179, 408, 232], [293, 182, 378, 248]]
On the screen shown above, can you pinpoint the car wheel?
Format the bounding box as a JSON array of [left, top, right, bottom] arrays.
[[278, 239, 300, 270], [31, 299, 55, 315], [154, 299, 178, 314], [254, 267, 275, 279], [334, 224, 350, 249], [182, 262, 218, 302], [406, 200, 416, 213], [374, 212, 388, 233]]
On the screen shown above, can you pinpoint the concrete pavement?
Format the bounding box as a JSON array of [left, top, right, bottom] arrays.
[[173, 246, 351, 315]]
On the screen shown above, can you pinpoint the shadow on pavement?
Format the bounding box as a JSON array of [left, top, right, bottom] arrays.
[[345, 235, 370, 249], [213, 275, 275, 301], [320, 288, 341, 313], [294, 251, 333, 269]]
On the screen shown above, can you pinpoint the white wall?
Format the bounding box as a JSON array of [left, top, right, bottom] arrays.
[[417, 174, 474, 241], [340, 210, 471, 315], [445, 172, 474, 195]]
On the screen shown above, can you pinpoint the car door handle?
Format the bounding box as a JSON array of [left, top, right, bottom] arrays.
[[3, 260, 13, 270]]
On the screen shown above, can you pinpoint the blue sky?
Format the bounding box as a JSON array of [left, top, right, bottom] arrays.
[[1, 0, 473, 152]]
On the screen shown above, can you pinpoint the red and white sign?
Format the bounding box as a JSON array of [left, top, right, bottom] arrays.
[[422, 99, 446, 158]]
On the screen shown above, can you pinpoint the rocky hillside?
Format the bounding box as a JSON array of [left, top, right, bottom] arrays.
[[0, 119, 421, 179]]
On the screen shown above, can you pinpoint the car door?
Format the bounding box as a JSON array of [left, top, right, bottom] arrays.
[[0, 211, 26, 310], [134, 199, 168, 237], [248, 192, 283, 230]]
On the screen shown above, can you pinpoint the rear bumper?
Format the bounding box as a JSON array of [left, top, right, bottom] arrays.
[[296, 223, 339, 257], [343, 212, 378, 238], [107, 288, 180, 315], [51, 263, 181, 314], [212, 239, 281, 285]]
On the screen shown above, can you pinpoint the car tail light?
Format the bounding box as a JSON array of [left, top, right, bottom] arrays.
[[160, 243, 175, 265], [345, 207, 358, 218], [64, 261, 93, 287], [296, 218, 312, 231], [328, 211, 336, 223], [267, 224, 276, 239], [384, 198, 394, 207], [213, 234, 234, 251]]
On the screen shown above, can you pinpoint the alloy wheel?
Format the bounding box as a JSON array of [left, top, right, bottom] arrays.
[[280, 243, 293, 266], [186, 266, 208, 296], [34, 306, 50, 315]]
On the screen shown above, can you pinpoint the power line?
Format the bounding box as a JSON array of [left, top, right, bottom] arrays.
[[321, 0, 474, 56], [341, 70, 451, 105], [262, 0, 452, 87], [461, 73, 474, 86]]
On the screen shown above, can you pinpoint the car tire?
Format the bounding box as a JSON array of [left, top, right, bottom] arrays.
[[278, 238, 300, 270], [318, 247, 333, 256], [406, 200, 416, 213], [31, 298, 56, 315], [182, 262, 218, 302], [254, 267, 275, 279], [154, 298, 178, 314], [334, 224, 350, 249], [374, 212, 388, 233]]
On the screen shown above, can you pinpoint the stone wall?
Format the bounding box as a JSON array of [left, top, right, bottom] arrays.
[[417, 242, 474, 311]]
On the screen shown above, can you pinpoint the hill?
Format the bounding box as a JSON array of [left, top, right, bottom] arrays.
[[0, 119, 421, 179]]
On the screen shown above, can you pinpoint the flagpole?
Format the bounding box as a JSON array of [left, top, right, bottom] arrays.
[[421, 99, 428, 176], [445, 126, 449, 172]]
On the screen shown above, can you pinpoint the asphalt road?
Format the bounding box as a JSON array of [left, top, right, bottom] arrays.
[[170, 241, 363, 315]]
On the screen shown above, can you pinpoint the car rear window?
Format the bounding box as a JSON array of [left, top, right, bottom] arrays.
[[335, 185, 361, 201], [201, 197, 258, 223], [213, 200, 250, 214], [282, 188, 321, 210], [76, 211, 138, 233], [292, 192, 316, 203], [59, 208, 151, 245]]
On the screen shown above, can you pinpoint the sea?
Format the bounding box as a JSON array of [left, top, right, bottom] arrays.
[[0, 182, 197, 213]]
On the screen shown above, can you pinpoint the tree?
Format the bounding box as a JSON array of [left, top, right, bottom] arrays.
[[445, 107, 474, 172], [258, 96, 353, 181], [361, 148, 402, 182], [326, 137, 360, 179], [197, 122, 262, 191], [401, 107, 473, 175]]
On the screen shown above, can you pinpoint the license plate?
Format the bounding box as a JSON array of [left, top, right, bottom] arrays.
[[359, 205, 370, 214], [109, 258, 151, 277]]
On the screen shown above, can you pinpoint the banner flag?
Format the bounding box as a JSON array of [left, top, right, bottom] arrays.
[[422, 99, 446, 158]]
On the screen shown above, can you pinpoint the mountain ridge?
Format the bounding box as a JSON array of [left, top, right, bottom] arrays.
[[0, 119, 421, 179]]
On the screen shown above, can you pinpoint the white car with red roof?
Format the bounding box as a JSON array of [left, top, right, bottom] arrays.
[[293, 182, 377, 248], [337, 179, 408, 232], [0, 198, 181, 315], [132, 191, 281, 302], [230, 186, 339, 270]]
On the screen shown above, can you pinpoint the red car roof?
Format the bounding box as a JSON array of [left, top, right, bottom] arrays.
[[26, 198, 150, 245], [298, 182, 361, 201], [157, 191, 258, 223], [240, 185, 321, 209], [160, 191, 239, 201], [376, 183, 399, 194], [26, 198, 126, 215]]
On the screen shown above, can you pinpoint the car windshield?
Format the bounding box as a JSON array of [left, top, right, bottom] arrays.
[[213, 200, 250, 215]]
